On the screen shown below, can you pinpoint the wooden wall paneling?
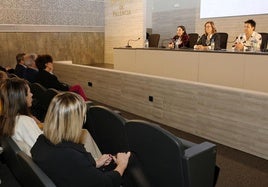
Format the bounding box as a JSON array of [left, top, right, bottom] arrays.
[[53, 63, 268, 160]]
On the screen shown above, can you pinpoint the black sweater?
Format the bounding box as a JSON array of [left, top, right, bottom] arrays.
[[31, 135, 122, 187]]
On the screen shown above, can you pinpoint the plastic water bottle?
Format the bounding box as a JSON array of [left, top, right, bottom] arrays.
[[144, 39, 149, 48], [175, 39, 179, 49], [210, 39, 215, 50]]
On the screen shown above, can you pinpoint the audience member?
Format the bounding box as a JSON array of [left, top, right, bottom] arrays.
[[31, 92, 130, 187], [194, 21, 220, 50], [169, 25, 190, 48], [35, 54, 88, 101], [23, 53, 39, 83], [233, 19, 262, 51], [0, 78, 42, 156], [14, 53, 27, 78], [0, 71, 8, 85]]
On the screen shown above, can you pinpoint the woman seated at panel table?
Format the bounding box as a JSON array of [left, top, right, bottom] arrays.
[[233, 19, 262, 51], [194, 21, 220, 50], [168, 25, 190, 48], [31, 92, 131, 187]]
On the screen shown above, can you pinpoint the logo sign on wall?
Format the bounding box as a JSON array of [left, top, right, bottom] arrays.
[[111, 0, 132, 16]]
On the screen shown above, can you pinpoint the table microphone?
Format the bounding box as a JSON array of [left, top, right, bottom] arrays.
[[126, 37, 140, 48]]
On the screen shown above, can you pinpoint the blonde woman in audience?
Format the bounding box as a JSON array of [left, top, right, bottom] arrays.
[[31, 92, 130, 187], [194, 21, 220, 50], [0, 78, 42, 156]]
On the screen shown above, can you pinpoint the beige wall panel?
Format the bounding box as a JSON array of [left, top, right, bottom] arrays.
[[105, 0, 146, 64], [198, 53, 245, 88], [244, 55, 268, 92], [53, 63, 268, 160], [114, 49, 136, 71]]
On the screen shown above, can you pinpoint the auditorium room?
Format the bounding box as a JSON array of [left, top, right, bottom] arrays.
[[0, 0, 267, 187]]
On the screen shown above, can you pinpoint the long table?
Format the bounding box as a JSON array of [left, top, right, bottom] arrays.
[[114, 48, 268, 93]]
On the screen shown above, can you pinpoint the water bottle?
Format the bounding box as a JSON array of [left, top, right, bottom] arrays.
[[144, 39, 149, 48], [210, 39, 215, 50], [175, 39, 179, 49]]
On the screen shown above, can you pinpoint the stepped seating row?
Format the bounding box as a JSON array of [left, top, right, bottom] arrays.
[[0, 83, 218, 187]]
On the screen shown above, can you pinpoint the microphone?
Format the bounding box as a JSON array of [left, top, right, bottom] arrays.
[[159, 38, 173, 48], [126, 37, 140, 48]]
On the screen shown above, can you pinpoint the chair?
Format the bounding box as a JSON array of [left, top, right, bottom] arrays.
[[125, 120, 217, 187], [17, 151, 56, 187], [259, 32, 268, 51], [216, 32, 228, 49], [29, 83, 47, 100], [29, 83, 47, 120], [37, 88, 60, 121], [0, 137, 24, 184], [84, 105, 128, 155], [148, 34, 160, 48], [188, 33, 199, 48]]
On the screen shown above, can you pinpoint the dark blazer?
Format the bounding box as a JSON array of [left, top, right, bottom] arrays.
[[196, 33, 221, 50], [24, 68, 38, 83], [36, 70, 69, 91], [172, 34, 190, 48], [31, 135, 122, 187], [14, 64, 27, 78]]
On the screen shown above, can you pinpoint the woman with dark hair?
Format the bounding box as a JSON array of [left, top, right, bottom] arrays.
[[31, 92, 130, 187], [169, 25, 190, 48], [35, 54, 88, 101], [194, 21, 220, 50], [0, 78, 42, 156]]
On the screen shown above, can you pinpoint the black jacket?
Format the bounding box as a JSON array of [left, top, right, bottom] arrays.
[[196, 33, 221, 50], [31, 135, 122, 187], [36, 70, 69, 91], [14, 64, 27, 78]]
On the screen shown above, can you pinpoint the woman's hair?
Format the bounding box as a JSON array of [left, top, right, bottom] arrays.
[[43, 92, 86, 144], [35, 54, 53, 71], [0, 71, 8, 85], [0, 78, 30, 136], [177, 25, 187, 36], [204, 21, 217, 35]]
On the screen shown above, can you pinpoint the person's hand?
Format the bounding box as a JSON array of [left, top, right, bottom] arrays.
[[96, 154, 113, 168], [195, 45, 207, 50], [113, 152, 131, 176], [168, 42, 174, 49], [234, 43, 244, 51]]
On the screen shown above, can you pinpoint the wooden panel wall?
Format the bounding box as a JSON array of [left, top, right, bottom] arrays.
[[0, 32, 104, 68], [54, 62, 268, 160]]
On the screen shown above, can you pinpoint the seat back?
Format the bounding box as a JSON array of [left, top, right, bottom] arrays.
[[29, 83, 47, 121], [149, 34, 160, 47], [0, 137, 24, 183], [259, 32, 268, 51], [17, 151, 56, 187], [125, 120, 185, 187], [84, 105, 129, 154], [188, 33, 199, 48], [29, 83, 47, 100], [216, 32, 228, 49], [40, 88, 60, 114]]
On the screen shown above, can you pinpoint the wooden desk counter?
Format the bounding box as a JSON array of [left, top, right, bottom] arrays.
[[114, 48, 268, 93]]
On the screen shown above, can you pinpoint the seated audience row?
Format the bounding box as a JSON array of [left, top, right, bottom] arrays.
[[2, 53, 89, 101], [169, 19, 262, 51], [0, 78, 130, 186]]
